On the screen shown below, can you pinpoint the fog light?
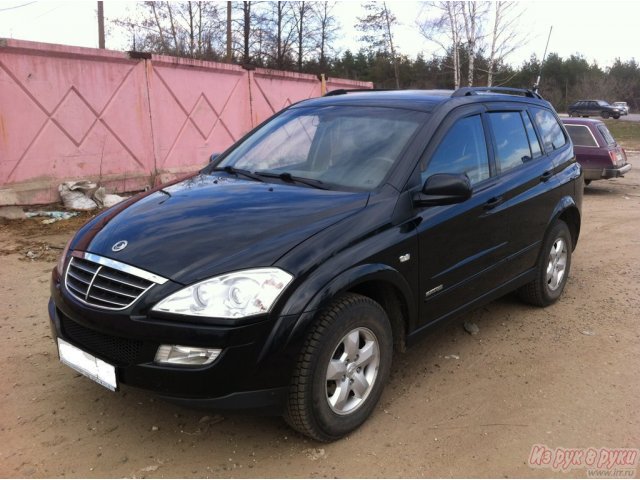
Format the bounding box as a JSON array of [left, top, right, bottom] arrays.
[[154, 345, 221, 366]]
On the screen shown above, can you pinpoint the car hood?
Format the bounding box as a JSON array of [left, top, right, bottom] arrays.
[[73, 174, 368, 284]]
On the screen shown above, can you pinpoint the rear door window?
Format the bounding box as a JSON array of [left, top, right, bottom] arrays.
[[564, 124, 599, 147], [487, 111, 532, 173], [522, 111, 543, 158], [531, 107, 567, 152]]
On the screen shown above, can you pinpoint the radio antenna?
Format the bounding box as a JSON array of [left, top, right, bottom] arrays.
[[533, 26, 553, 94]]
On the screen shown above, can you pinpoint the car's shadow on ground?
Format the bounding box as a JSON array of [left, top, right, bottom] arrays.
[[583, 183, 623, 195]]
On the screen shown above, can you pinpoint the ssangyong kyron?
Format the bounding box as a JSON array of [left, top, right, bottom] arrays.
[[50, 87, 583, 441]]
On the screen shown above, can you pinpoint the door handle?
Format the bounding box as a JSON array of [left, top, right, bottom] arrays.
[[484, 196, 503, 210], [540, 170, 553, 182]]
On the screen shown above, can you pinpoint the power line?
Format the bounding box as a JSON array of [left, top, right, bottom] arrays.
[[0, 1, 38, 13]]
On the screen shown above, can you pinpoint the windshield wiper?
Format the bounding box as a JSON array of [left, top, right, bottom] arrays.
[[255, 171, 329, 190], [213, 166, 264, 182]]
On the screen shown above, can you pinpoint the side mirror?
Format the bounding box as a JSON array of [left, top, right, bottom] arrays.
[[209, 153, 221, 163], [413, 173, 472, 207]]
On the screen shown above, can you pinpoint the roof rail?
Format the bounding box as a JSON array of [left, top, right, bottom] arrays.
[[452, 87, 543, 100], [324, 88, 389, 97]]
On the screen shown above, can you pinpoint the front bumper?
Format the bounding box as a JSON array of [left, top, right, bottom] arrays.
[[49, 270, 305, 411], [583, 163, 632, 180]]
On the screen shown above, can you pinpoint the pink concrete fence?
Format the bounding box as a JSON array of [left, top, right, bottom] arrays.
[[0, 39, 371, 205]]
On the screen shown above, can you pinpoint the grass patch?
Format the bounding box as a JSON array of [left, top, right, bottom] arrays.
[[603, 119, 640, 150]]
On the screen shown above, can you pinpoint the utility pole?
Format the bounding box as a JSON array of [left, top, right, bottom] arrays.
[[97, 1, 105, 49], [226, 1, 232, 62]]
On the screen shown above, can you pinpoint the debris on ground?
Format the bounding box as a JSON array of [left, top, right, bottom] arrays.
[[58, 181, 130, 210], [303, 448, 326, 460], [580, 329, 596, 336], [444, 354, 460, 360], [93, 186, 129, 209], [198, 415, 225, 425], [25, 211, 79, 224], [59, 181, 99, 210], [463, 321, 480, 335]]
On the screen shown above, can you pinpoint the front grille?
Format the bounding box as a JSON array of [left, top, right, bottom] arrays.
[[61, 316, 146, 366], [65, 255, 159, 310]]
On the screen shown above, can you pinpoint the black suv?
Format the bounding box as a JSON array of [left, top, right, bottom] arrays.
[[568, 100, 622, 119], [50, 87, 582, 441]]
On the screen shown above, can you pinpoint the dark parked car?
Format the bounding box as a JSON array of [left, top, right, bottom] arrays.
[[562, 118, 631, 184], [50, 87, 582, 441], [568, 100, 622, 119]]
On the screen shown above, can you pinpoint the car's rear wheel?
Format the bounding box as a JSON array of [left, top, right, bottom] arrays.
[[613, 114, 620, 119], [518, 220, 572, 307], [602, 112, 610, 119], [285, 293, 393, 442]]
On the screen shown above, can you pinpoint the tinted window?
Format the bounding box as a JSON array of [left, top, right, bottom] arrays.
[[488, 112, 532, 172], [531, 108, 567, 152], [522, 111, 543, 158], [564, 124, 598, 147], [597, 125, 616, 146], [422, 115, 490, 185]]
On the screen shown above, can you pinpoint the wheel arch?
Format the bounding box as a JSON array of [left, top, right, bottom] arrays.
[[285, 264, 416, 353], [549, 196, 581, 250]]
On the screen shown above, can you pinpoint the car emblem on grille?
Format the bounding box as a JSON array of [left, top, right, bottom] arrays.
[[112, 240, 128, 252]]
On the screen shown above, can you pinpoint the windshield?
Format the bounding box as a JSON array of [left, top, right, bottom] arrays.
[[213, 106, 427, 190]]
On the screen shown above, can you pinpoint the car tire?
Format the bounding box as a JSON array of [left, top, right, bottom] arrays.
[[284, 293, 393, 442], [602, 112, 610, 119], [518, 220, 572, 307], [613, 114, 620, 119]]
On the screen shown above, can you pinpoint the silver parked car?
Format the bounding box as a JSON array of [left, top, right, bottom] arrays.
[[612, 102, 629, 115]]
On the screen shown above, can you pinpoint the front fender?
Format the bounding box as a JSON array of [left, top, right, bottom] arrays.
[[258, 263, 416, 364], [289, 263, 414, 340]]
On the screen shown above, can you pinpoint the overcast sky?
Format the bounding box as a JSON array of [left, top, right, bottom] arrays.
[[0, 0, 638, 69]]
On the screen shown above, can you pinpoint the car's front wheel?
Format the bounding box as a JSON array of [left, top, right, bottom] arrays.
[[285, 293, 393, 442], [518, 220, 572, 307]]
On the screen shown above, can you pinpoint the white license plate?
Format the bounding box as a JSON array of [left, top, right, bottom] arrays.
[[58, 338, 117, 391]]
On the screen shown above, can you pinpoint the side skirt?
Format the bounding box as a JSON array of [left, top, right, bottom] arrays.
[[406, 268, 537, 347]]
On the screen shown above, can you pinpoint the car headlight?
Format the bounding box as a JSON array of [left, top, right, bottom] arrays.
[[56, 238, 73, 276], [151, 268, 293, 318]]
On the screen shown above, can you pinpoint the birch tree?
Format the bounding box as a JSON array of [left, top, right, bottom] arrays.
[[312, 1, 339, 71], [460, 1, 489, 86], [417, 1, 463, 88], [486, 1, 524, 86], [357, 1, 400, 88], [291, 1, 314, 72]]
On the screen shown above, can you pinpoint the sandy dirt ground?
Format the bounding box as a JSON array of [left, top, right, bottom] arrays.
[[0, 155, 639, 478]]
